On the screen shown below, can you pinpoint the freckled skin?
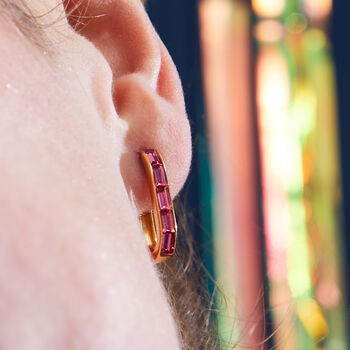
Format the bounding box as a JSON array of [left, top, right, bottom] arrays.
[[0, 0, 191, 349]]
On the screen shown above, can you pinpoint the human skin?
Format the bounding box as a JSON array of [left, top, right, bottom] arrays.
[[0, 0, 191, 348]]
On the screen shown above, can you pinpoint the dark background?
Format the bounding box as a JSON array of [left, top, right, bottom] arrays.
[[331, 0, 350, 327], [146, 0, 216, 290]]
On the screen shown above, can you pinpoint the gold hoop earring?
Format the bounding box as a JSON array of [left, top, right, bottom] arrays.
[[139, 149, 177, 263]]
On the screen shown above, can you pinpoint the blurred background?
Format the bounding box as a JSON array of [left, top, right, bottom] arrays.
[[146, 0, 348, 349]]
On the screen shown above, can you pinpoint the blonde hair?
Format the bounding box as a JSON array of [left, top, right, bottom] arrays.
[[0, 0, 48, 46]]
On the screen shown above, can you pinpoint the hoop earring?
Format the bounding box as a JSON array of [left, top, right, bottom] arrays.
[[139, 149, 177, 263]]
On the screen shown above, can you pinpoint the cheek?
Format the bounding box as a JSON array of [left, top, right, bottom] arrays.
[[2, 67, 129, 220]]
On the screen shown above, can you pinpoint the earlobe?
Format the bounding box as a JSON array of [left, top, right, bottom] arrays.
[[63, 0, 192, 212], [115, 72, 192, 211]]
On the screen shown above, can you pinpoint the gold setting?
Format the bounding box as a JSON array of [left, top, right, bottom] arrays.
[[140, 150, 177, 263]]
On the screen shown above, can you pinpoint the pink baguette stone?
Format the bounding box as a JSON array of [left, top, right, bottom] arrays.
[[153, 165, 167, 187], [161, 233, 175, 255], [160, 211, 176, 233], [144, 150, 161, 166], [156, 188, 172, 211]]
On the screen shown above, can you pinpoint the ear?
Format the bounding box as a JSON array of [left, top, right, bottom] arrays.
[[64, 0, 192, 212]]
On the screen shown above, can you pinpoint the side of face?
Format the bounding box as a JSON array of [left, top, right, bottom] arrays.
[[0, 0, 191, 348]]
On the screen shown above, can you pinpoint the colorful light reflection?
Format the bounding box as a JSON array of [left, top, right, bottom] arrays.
[[252, 0, 286, 18], [199, 0, 346, 348], [302, 0, 332, 20], [255, 2, 346, 348]]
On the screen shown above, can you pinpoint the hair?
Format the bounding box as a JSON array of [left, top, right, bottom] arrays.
[[0, 0, 49, 47], [161, 200, 220, 349], [0, 1, 220, 348]]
